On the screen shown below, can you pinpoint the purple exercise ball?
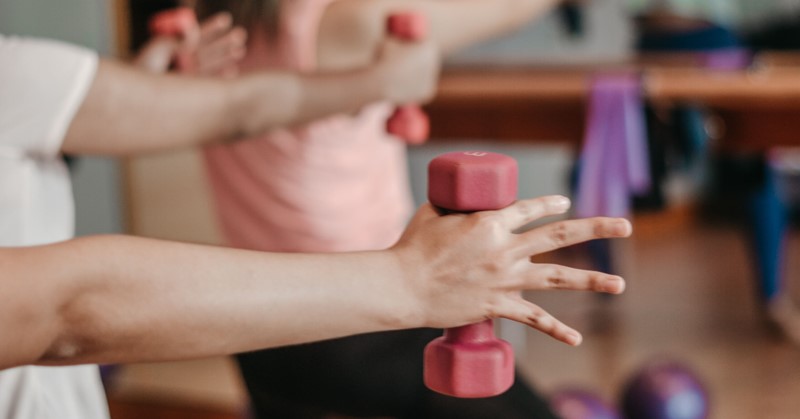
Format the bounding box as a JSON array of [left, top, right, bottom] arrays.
[[621, 360, 709, 419], [551, 388, 622, 419]]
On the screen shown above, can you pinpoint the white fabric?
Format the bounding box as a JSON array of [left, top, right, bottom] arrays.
[[0, 34, 109, 419]]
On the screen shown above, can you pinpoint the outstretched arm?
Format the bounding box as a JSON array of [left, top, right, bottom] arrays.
[[317, 0, 559, 71], [62, 36, 439, 156], [0, 196, 631, 370]]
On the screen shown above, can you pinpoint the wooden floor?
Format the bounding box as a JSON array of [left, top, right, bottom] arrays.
[[519, 209, 800, 419], [107, 208, 800, 418]]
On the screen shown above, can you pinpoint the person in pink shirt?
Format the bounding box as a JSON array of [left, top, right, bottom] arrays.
[[198, 0, 414, 254], [0, 4, 634, 418], [160, 1, 612, 417]]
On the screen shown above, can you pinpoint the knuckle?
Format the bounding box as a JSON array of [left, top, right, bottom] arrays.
[[586, 272, 602, 290], [525, 312, 541, 327], [549, 222, 570, 246], [525, 306, 547, 327], [544, 265, 567, 288], [475, 212, 504, 232], [517, 200, 541, 218], [547, 276, 566, 289], [592, 218, 614, 237]]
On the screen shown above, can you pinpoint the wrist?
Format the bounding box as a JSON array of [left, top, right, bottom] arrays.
[[232, 73, 299, 138], [361, 64, 392, 105], [376, 247, 427, 330]]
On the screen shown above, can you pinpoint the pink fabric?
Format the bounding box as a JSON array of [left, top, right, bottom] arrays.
[[203, 0, 412, 253]]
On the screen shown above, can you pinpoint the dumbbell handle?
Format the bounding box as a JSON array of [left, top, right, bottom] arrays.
[[424, 151, 517, 398], [386, 12, 430, 145], [444, 319, 495, 342]]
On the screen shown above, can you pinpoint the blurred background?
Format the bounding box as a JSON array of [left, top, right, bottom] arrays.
[[3, 0, 800, 417]]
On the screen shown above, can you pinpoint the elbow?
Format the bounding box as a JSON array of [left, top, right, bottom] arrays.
[[39, 333, 90, 365], [38, 290, 112, 366], [0, 309, 80, 369], [34, 309, 93, 366], [0, 239, 108, 368]]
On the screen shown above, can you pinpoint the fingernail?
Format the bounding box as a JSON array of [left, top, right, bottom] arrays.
[[568, 331, 582, 346], [606, 276, 625, 294], [553, 196, 571, 211], [617, 219, 632, 236]]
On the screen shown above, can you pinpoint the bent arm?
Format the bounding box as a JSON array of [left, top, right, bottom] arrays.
[[317, 0, 559, 71], [61, 59, 386, 156]]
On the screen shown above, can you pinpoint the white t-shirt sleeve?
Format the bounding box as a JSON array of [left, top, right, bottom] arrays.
[[0, 34, 98, 157]]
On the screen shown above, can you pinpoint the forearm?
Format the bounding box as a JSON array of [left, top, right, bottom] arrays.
[[62, 60, 384, 156], [0, 235, 414, 369], [232, 67, 384, 138], [63, 60, 240, 155], [318, 0, 559, 70], [0, 198, 633, 370]]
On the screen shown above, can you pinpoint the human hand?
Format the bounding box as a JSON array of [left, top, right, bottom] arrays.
[[391, 195, 632, 346], [135, 10, 247, 77], [374, 36, 440, 105]]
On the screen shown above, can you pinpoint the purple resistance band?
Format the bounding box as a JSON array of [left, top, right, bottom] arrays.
[[575, 73, 651, 219]]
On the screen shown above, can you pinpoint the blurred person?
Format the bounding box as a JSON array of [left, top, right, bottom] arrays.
[[632, 0, 800, 343], [149, 1, 609, 417], [0, 26, 634, 419]]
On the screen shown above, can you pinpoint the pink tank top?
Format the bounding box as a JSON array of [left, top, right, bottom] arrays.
[[203, 0, 413, 253]]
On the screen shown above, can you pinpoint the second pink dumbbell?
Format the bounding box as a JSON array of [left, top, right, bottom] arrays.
[[386, 12, 430, 145], [424, 151, 519, 398]]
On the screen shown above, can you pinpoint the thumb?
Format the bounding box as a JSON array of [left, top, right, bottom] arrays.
[[134, 36, 181, 73]]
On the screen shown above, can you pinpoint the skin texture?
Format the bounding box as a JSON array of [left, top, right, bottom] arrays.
[[135, 12, 248, 77], [63, 33, 439, 156], [0, 0, 635, 378], [123, 3, 620, 418], [316, 0, 561, 71], [0, 195, 630, 370]]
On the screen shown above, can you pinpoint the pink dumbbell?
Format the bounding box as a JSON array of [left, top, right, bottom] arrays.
[[386, 12, 431, 145], [149, 7, 198, 72], [424, 151, 518, 398], [149, 7, 196, 36]]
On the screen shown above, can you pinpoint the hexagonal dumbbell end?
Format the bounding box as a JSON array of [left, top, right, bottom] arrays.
[[424, 320, 514, 398], [424, 151, 518, 398], [427, 151, 518, 212], [387, 11, 429, 41], [386, 12, 430, 145]]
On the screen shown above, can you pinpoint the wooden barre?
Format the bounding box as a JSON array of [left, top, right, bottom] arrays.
[[437, 53, 800, 109]]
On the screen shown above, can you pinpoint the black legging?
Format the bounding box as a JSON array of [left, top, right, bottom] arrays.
[[237, 328, 558, 419]]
